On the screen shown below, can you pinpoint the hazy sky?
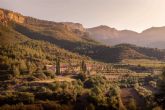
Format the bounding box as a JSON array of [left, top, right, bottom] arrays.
[[0, 0, 165, 32]]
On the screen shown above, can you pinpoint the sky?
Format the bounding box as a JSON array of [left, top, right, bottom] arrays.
[[0, 0, 165, 32]]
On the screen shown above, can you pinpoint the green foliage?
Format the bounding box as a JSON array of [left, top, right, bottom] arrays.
[[134, 83, 155, 108], [0, 39, 90, 80], [12, 65, 20, 77], [155, 68, 165, 108], [75, 72, 87, 81], [127, 98, 137, 110], [33, 72, 47, 80], [44, 70, 56, 78], [19, 60, 27, 72], [0, 92, 35, 105], [86, 103, 95, 110], [84, 76, 107, 89]]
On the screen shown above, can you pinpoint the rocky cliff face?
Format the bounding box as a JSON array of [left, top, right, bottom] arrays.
[[0, 9, 8, 24], [8, 12, 25, 23], [0, 8, 25, 24], [61, 22, 85, 32]]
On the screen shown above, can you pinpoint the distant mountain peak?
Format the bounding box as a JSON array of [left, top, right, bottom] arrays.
[[90, 25, 116, 30], [142, 26, 165, 33]]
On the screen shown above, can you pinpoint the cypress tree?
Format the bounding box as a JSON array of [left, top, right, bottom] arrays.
[[56, 57, 60, 75], [81, 60, 87, 73]]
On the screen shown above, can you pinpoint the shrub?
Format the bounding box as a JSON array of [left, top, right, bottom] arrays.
[[152, 106, 163, 110], [75, 73, 87, 81], [128, 98, 137, 110], [12, 65, 20, 77], [33, 72, 47, 80], [86, 103, 95, 110], [19, 60, 28, 73], [84, 76, 106, 88], [16, 92, 35, 104], [0, 92, 35, 105], [149, 81, 157, 88], [0, 103, 43, 110], [19, 86, 29, 92], [44, 71, 55, 78]]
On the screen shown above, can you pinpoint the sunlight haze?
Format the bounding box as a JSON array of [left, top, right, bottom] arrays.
[[0, 0, 165, 32]]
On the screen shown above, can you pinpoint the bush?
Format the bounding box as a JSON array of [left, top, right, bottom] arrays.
[[84, 76, 106, 88], [0, 92, 35, 105], [19, 86, 29, 92], [152, 106, 163, 110], [44, 71, 56, 78], [12, 65, 20, 77], [86, 103, 95, 110], [33, 72, 47, 80], [15, 92, 35, 104], [74, 73, 87, 81], [149, 81, 157, 88], [0, 103, 43, 110], [128, 98, 137, 110]]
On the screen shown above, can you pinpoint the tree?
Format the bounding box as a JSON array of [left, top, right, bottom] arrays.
[[81, 60, 87, 73], [12, 65, 20, 77], [56, 57, 60, 75], [19, 60, 27, 72], [160, 68, 165, 91], [156, 68, 165, 108]]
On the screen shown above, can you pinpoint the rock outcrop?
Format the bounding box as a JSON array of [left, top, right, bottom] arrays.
[[62, 22, 85, 32], [0, 8, 25, 24]]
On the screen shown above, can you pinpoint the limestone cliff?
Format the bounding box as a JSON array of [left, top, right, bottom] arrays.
[[0, 8, 25, 24], [62, 22, 85, 32]]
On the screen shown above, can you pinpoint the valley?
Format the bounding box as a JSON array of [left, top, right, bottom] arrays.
[[0, 8, 165, 110]]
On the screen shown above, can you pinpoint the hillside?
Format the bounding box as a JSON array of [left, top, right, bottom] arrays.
[[0, 24, 91, 79], [0, 7, 165, 110], [115, 44, 165, 60], [1, 8, 165, 63]]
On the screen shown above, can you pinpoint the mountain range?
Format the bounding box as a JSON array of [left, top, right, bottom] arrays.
[[1, 8, 165, 63], [87, 25, 165, 49]]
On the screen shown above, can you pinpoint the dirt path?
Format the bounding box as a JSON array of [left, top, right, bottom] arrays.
[[120, 88, 146, 110], [32, 76, 75, 83]]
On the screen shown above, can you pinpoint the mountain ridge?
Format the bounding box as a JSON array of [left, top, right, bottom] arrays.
[[88, 25, 165, 49], [1, 8, 165, 63]]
